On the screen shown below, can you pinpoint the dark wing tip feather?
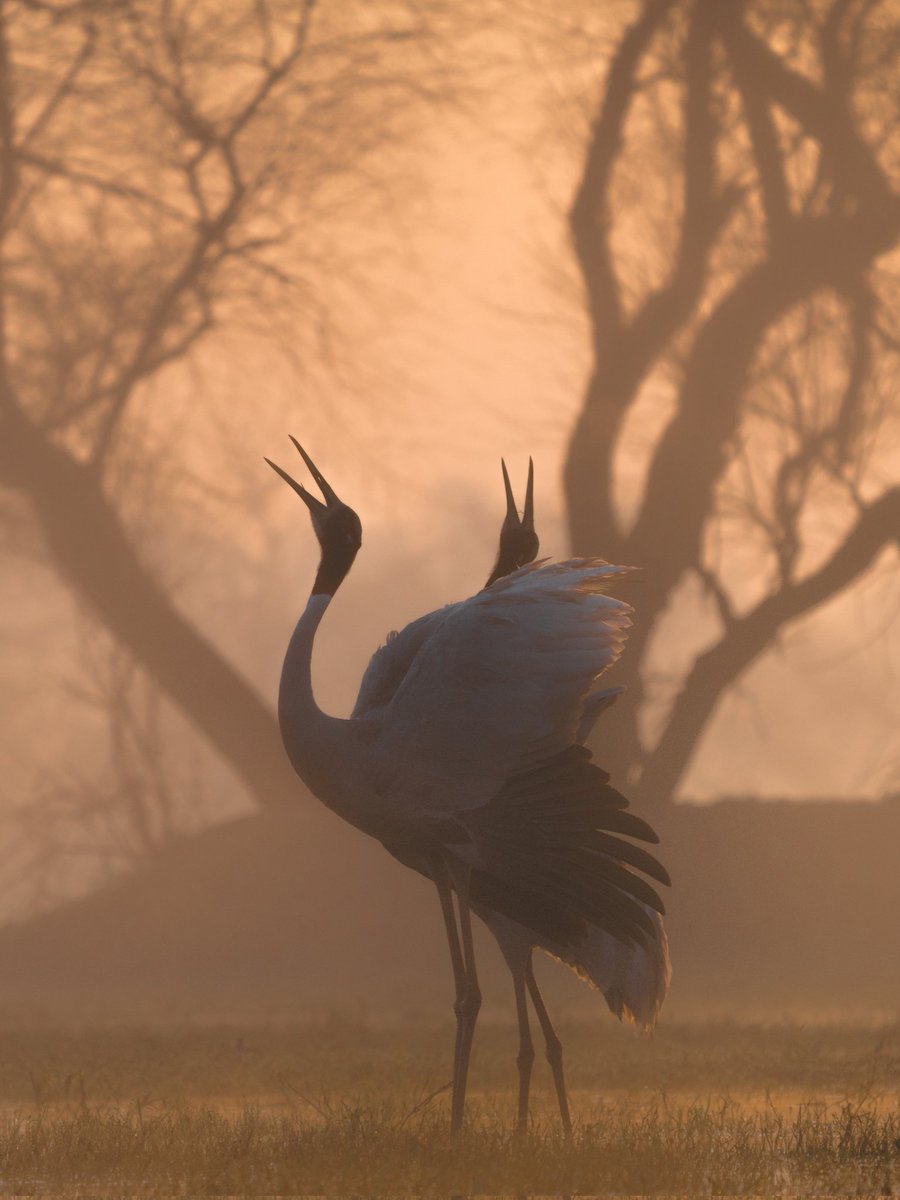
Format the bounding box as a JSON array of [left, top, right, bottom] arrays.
[[597, 808, 660, 844], [588, 832, 672, 887], [466, 745, 669, 950]]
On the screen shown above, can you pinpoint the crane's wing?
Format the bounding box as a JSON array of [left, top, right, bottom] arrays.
[[576, 684, 624, 744], [461, 742, 667, 948], [370, 559, 633, 821], [351, 605, 461, 720]]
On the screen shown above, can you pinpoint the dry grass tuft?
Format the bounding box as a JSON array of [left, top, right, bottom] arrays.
[[0, 1018, 895, 1195]]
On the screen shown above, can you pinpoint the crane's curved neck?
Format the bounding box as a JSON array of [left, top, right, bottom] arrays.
[[278, 593, 349, 802]]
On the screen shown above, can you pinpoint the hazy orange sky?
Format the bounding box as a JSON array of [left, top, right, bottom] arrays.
[[176, 80, 900, 806], [3, 8, 899, 891]]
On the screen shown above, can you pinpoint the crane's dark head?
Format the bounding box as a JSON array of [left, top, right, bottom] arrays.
[[485, 457, 539, 587], [265, 438, 362, 596]]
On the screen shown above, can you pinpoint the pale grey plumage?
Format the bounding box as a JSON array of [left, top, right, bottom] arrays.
[[350, 563, 669, 1031], [352, 606, 458, 721], [266, 442, 670, 1136], [365, 560, 634, 827]]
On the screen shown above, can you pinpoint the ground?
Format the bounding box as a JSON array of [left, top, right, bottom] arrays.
[[0, 1017, 896, 1195]]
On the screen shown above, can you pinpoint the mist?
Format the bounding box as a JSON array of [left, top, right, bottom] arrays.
[[0, 0, 898, 1033]]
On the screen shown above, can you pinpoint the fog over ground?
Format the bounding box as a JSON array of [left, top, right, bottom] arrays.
[[1, 1, 898, 958]]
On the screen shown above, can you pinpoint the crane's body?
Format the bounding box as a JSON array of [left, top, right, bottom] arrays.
[[266, 441, 670, 1133], [350, 564, 669, 1037]]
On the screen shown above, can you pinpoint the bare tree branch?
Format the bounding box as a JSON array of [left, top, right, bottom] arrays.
[[725, 9, 898, 221], [224, 0, 318, 149], [17, 150, 192, 221], [565, 0, 737, 560], [569, 1, 670, 350], [561, 0, 900, 803], [625, 4, 900, 628], [0, 0, 464, 847], [639, 486, 900, 803], [19, 19, 96, 150], [720, 7, 791, 243], [89, 191, 241, 467]]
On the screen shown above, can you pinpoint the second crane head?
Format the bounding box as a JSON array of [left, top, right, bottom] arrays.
[[487, 457, 539, 586]]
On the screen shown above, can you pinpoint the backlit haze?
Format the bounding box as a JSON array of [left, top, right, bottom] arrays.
[[3, 59, 899, 878], [194, 99, 900, 806]]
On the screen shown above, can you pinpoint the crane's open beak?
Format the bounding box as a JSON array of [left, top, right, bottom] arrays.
[[485, 457, 540, 587], [266, 439, 361, 594], [501, 456, 535, 532], [264, 437, 342, 518]]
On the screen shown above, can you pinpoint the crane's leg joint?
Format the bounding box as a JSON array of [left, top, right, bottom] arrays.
[[455, 981, 482, 1023]]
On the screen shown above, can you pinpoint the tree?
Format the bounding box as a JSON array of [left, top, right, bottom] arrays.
[[0, 0, 457, 834], [559, 0, 900, 809]]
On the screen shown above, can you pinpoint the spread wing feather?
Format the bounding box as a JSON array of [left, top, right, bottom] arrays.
[[457, 744, 669, 949], [352, 605, 460, 720], [371, 559, 634, 821]]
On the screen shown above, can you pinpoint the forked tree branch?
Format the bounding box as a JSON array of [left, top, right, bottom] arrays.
[[638, 485, 900, 803], [569, 0, 674, 350], [624, 2, 900, 645], [17, 150, 192, 222], [19, 20, 96, 151], [567, 1, 900, 803], [87, 3, 321, 469], [565, 0, 735, 558], [720, 9, 791, 244], [723, 7, 897, 218]]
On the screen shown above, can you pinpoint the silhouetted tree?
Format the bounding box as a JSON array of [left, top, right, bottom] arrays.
[[561, 0, 900, 809], [0, 0, 457, 824], [14, 637, 215, 910]]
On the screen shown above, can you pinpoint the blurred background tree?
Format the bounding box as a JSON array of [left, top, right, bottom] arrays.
[[0, 0, 898, 934], [553, 0, 900, 810], [0, 0, 466, 906]]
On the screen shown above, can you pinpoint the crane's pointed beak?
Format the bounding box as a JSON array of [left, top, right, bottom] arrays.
[[267, 439, 361, 596], [288, 436, 341, 508], [501, 458, 518, 524], [264, 439, 342, 518], [523, 456, 535, 531], [500, 457, 535, 530]]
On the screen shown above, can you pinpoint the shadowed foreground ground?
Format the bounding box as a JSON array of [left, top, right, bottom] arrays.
[[0, 1019, 896, 1195]]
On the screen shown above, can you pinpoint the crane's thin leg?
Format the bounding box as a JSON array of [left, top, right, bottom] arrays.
[[509, 950, 534, 1137], [433, 869, 466, 1007], [433, 861, 475, 1134], [525, 959, 572, 1136], [447, 861, 481, 1134]]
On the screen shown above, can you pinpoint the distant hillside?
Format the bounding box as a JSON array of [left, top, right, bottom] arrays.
[[0, 797, 897, 1021]]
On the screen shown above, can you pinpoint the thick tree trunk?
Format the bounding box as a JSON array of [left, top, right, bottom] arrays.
[[565, 0, 900, 810], [1, 405, 298, 812]]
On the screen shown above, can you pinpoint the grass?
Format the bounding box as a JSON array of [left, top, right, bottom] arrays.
[[2, 1093, 898, 1196], [0, 1018, 896, 1195]]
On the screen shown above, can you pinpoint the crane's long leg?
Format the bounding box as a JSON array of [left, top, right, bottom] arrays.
[[509, 950, 534, 1137], [446, 861, 481, 1133], [433, 861, 480, 1134], [433, 867, 466, 1008], [525, 959, 572, 1136]]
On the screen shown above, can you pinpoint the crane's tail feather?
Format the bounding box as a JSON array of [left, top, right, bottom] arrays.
[[483, 907, 671, 1033], [561, 910, 671, 1031], [462, 744, 671, 973]]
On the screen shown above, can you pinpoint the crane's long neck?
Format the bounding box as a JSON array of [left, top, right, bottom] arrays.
[[278, 592, 350, 803]]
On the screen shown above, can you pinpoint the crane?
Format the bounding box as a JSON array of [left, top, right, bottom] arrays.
[[266, 439, 671, 1135]]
